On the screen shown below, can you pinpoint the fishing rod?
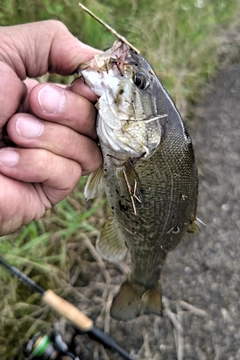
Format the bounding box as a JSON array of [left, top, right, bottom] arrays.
[[0, 256, 134, 360]]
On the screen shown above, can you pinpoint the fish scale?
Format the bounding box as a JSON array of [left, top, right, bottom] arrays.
[[79, 40, 198, 321]]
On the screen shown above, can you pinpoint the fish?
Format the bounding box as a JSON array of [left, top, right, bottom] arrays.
[[78, 40, 198, 321]]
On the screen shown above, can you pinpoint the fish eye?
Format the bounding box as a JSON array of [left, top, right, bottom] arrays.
[[133, 72, 149, 90]]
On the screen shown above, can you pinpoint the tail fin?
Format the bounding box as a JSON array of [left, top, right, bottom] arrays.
[[110, 280, 162, 321]]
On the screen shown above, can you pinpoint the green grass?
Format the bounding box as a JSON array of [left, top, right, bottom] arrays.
[[0, 0, 240, 358], [0, 177, 106, 359], [0, 0, 238, 99]]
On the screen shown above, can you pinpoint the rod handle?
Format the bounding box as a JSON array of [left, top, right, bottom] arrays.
[[43, 289, 93, 331]]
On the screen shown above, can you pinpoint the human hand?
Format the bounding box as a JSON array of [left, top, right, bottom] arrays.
[[0, 20, 102, 236]]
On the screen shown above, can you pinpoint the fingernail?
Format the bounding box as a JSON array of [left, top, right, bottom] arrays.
[[0, 149, 19, 167], [38, 85, 66, 114], [16, 116, 44, 139]]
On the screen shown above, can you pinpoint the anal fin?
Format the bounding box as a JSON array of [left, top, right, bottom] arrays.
[[96, 220, 128, 262]]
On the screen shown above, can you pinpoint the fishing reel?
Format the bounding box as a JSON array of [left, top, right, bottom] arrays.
[[24, 328, 79, 360]]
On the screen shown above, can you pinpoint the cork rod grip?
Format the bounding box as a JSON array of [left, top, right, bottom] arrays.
[[43, 289, 93, 331]]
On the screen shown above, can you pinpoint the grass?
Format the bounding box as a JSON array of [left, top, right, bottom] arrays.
[[0, 177, 106, 359], [0, 0, 240, 358], [0, 0, 238, 100]]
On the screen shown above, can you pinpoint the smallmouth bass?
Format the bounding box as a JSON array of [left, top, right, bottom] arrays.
[[78, 40, 198, 321]]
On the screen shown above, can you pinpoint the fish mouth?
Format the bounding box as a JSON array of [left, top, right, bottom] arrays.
[[79, 40, 131, 75], [78, 40, 162, 159]]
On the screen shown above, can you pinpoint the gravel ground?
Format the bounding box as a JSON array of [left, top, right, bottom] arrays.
[[178, 62, 240, 360]]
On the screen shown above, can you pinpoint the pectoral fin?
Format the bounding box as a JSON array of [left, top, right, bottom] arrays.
[[84, 167, 105, 200], [96, 220, 128, 262]]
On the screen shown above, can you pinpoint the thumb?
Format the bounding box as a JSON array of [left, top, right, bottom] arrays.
[[0, 21, 99, 129], [0, 20, 99, 79]]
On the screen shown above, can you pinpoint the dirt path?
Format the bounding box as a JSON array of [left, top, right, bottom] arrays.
[[179, 63, 240, 359], [158, 63, 240, 360]]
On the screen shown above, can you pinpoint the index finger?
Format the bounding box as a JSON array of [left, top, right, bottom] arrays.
[[29, 83, 98, 139]]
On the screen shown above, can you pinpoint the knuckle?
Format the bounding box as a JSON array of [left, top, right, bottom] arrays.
[[69, 162, 82, 189], [62, 127, 77, 150], [44, 19, 67, 33], [44, 149, 81, 190]]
